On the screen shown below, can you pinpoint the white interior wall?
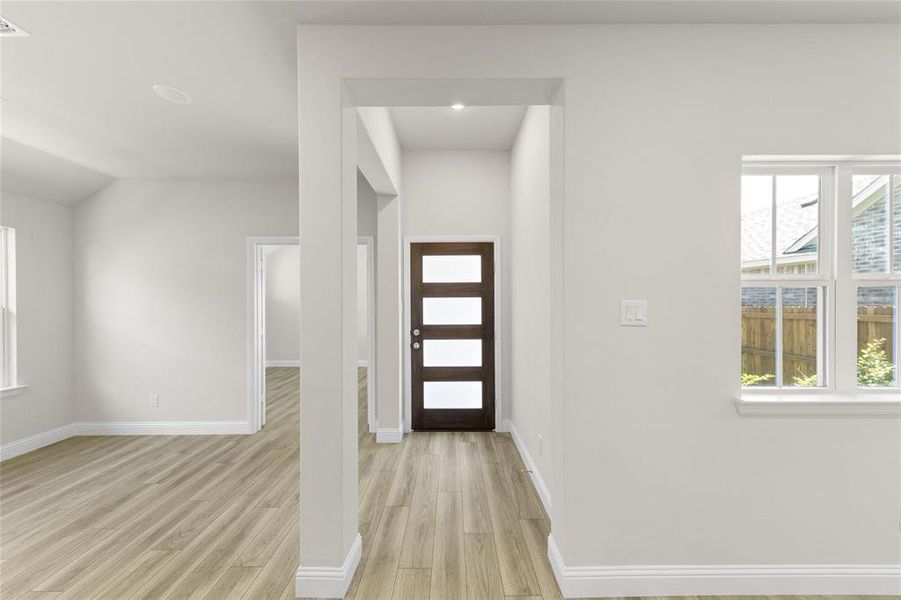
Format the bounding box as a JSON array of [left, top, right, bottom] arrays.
[[264, 245, 300, 365], [358, 170, 378, 364], [509, 105, 553, 497], [356, 245, 369, 363], [356, 108, 405, 443], [402, 150, 512, 423], [357, 169, 379, 237], [74, 179, 298, 424], [298, 24, 901, 582], [0, 193, 74, 446]]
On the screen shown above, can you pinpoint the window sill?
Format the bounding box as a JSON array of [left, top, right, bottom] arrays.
[[735, 392, 901, 417], [0, 384, 28, 398]]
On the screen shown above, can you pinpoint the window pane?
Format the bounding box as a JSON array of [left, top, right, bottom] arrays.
[[894, 175, 901, 273], [852, 174, 890, 273], [782, 287, 819, 387], [422, 255, 481, 283], [775, 175, 819, 275], [741, 287, 776, 386], [857, 287, 897, 387], [424, 381, 482, 409], [422, 297, 481, 325], [741, 175, 773, 275], [423, 339, 482, 367]]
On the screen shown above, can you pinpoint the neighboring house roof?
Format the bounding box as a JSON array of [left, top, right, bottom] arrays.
[[741, 194, 819, 265], [741, 175, 893, 267]]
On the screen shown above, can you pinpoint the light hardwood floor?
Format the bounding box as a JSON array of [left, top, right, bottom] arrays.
[[1, 367, 301, 600], [1, 368, 892, 600]]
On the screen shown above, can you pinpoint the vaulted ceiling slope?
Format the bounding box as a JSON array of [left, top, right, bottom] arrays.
[[1, 138, 115, 206]]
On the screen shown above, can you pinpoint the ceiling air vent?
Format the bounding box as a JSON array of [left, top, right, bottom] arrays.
[[0, 16, 30, 37]]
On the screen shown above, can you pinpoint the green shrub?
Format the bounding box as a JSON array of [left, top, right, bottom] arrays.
[[741, 372, 773, 386], [792, 371, 818, 386], [857, 338, 895, 387]]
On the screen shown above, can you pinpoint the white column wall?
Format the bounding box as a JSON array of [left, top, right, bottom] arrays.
[[297, 43, 358, 576]]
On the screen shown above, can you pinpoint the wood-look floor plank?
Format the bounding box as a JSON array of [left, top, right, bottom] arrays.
[[354, 506, 410, 600], [240, 521, 298, 600], [202, 566, 261, 600], [460, 441, 492, 534], [398, 453, 440, 569], [520, 518, 564, 599], [385, 440, 417, 507], [430, 492, 465, 600], [463, 532, 505, 600], [391, 568, 431, 600], [481, 462, 541, 596]]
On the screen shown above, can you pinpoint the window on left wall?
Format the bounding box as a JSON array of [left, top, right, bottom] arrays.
[[1, 226, 17, 390]]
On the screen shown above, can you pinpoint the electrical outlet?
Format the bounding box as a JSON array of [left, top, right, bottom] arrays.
[[149, 393, 159, 407], [537, 433, 543, 456]]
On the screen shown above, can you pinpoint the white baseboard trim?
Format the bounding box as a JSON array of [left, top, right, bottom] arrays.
[[0, 423, 77, 461], [296, 533, 362, 598], [75, 421, 250, 435], [266, 360, 300, 368], [505, 419, 551, 516], [1, 420, 254, 460], [547, 535, 901, 598], [375, 427, 403, 444]]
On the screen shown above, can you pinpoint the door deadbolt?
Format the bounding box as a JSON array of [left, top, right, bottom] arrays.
[[412, 328, 421, 336], [412, 342, 421, 349]]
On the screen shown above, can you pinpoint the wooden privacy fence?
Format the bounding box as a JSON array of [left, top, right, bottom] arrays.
[[741, 306, 894, 382]]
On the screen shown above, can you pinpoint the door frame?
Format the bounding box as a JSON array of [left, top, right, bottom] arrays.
[[358, 235, 377, 433], [403, 235, 503, 433], [247, 235, 377, 434], [246, 236, 299, 434]]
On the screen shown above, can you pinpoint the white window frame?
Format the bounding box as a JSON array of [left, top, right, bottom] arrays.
[[741, 160, 901, 396], [741, 165, 834, 391], [845, 165, 901, 391], [0, 226, 18, 391]]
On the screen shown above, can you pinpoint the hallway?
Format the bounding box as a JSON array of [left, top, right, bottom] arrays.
[[352, 384, 558, 599]]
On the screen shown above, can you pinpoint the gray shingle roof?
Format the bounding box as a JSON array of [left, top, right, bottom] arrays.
[[741, 195, 818, 264]]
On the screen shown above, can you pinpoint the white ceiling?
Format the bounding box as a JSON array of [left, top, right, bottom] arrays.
[[1, 138, 115, 205], [390, 106, 527, 150], [286, 0, 901, 25], [0, 2, 300, 181], [0, 0, 898, 199]]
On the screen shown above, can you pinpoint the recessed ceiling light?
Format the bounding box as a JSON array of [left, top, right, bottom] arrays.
[[451, 103, 465, 111], [152, 84, 192, 105]]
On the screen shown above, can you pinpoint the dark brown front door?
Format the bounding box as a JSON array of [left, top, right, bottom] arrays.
[[411, 242, 495, 431]]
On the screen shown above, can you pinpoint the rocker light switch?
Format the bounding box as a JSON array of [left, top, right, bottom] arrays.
[[621, 300, 648, 327]]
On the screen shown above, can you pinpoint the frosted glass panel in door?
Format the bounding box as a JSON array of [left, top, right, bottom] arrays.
[[423, 381, 482, 409], [423, 339, 482, 367], [422, 255, 481, 282], [422, 297, 481, 325]]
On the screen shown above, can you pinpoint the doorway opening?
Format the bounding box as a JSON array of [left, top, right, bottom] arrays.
[[247, 237, 298, 433], [247, 235, 376, 433]]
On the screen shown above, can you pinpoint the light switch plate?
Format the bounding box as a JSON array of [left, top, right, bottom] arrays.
[[620, 300, 648, 326]]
